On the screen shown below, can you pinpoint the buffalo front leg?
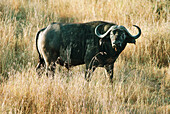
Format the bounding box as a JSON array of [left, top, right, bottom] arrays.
[[85, 56, 100, 81], [85, 65, 96, 82], [105, 64, 114, 83]]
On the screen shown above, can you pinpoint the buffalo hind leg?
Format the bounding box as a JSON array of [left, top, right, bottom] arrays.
[[105, 64, 114, 83], [43, 51, 58, 79], [36, 58, 45, 77], [46, 62, 56, 79]]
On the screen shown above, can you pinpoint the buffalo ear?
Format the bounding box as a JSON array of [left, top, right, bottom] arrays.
[[126, 37, 136, 44]]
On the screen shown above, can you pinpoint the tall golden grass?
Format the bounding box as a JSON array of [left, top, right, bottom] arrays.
[[0, 0, 169, 113]]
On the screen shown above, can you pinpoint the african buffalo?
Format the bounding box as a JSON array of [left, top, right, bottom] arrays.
[[36, 21, 141, 81]]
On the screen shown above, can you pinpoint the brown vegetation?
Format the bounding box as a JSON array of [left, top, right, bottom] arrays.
[[0, 0, 169, 113]]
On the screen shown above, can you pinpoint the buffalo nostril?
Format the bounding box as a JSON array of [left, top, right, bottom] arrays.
[[112, 41, 116, 44], [112, 44, 116, 48], [115, 42, 121, 46]]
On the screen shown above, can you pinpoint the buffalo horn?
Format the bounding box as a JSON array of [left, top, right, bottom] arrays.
[[118, 25, 141, 39], [95, 24, 117, 38]]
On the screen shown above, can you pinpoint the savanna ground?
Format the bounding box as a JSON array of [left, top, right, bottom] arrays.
[[0, 0, 169, 113]]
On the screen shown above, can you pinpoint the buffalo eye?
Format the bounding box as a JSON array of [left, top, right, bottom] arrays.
[[112, 30, 116, 35]]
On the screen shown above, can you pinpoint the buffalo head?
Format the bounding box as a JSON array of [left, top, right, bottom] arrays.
[[95, 24, 141, 50]]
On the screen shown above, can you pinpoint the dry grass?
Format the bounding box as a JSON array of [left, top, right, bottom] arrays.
[[0, 0, 170, 113]]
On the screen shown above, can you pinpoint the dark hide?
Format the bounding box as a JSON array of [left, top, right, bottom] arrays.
[[36, 21, 141, 82]]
